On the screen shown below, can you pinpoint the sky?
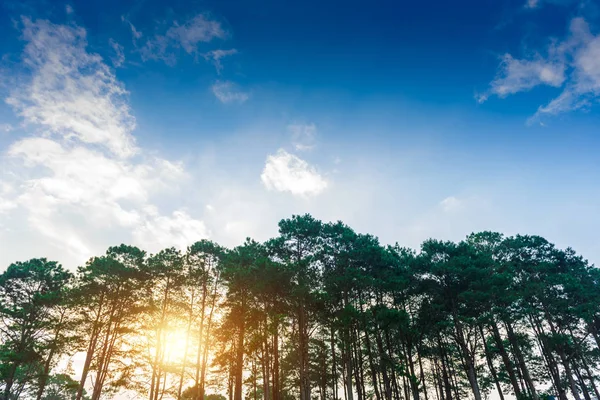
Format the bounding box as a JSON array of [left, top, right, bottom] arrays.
[[0, 0, 599, 269]]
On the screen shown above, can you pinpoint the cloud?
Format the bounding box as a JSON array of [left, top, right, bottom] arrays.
[[288, 123, 317, 151], [203, 49, 237, 73], [477, 54, 565, 102], [109, 38, 125, 67], [482, 17, 600, 123], [168, 15, 226, 53], [6, 18, 137, 158], [440, 196, 462, 212], [529, 18, 600, 122], [0, 124, 13, 132], [211, 80, 249, 104], [133, 208, 210, 253], [524, 0, 576, 10], [1, 18, 207, 265], [140, 14, 227, 65], [65, 5, 74, 14], [0, 182, 16, 214], [260, 149, 327, 197], [122, 16, 142, 41]]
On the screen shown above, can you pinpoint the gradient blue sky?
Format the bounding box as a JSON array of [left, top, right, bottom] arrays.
[[0, 0, 599, 268]]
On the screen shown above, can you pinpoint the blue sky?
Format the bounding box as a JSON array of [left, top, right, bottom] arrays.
[[0, 0, 599, 268]]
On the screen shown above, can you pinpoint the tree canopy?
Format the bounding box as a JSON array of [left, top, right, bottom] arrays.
[[1, 214, 599, 400]]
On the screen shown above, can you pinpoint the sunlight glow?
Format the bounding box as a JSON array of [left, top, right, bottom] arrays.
[[164, 328, 191, 363]]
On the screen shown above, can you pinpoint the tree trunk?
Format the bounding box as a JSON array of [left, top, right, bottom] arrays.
[[77, 292, 106, 400], [479, 324, 505, 400], [503, 319, 538, 400], [178, 290, 195, 400], [376, 328, 392, 400], [273, 322, 280, 400], [363, 328, 382, 400], [490, 321, 522, 398], [195, 277, 208, 400], [299, 305, 311, 400], [417, 345, 429, 400], [453, 316, 481, 400], [234, 296, 246, 400]]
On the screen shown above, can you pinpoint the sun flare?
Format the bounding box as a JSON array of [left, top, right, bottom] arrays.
[[163, 329, 191, 363]]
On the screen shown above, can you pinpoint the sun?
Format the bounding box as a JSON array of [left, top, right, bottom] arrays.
[[163, 328, 191, 363]]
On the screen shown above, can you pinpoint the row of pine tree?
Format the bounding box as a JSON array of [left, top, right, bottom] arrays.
[[1, 214, 599, 400]]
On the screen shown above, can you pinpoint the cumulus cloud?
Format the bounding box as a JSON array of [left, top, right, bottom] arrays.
[[288, 123, 317, 151], [261, 149, 327, 197], [203, 49, 237, 73], [1, 18, 207, 264], [140, 14, 227, 65], [481, 17, 600, 123], [211, 80, 249, 104]]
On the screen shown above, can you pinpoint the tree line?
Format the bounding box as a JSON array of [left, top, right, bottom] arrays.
[[1, 214, 599, 400]]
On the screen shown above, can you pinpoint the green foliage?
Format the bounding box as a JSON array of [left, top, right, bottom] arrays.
[[1, 215, 599, 400]]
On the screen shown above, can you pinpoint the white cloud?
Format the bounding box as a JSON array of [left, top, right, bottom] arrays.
[[523, 0, 576, 10], [140, 14, 227, 65], [6, 18, 137, 158], [288, 123, 317, 151], [122, 16, 143, 41], [0, 124, 13, 133], [211, 80, 249, 104], [261, 149, 327, 197], [0, 182, 16, 214], [133, 209, 210, 253], [203, 49, 237, 73], [477, 54, 565, 102], [482, 17, 600, 123], [440, 196, 461, 212], [109, 38, 125, 67], [65, 5, 74, 14], [1, 18, 207, 266], [529, 18, 600, 122], [168, 15, 226, 53]]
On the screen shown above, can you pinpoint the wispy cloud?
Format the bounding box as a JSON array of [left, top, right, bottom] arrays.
[[122, 16, 142, 41], [1, 18, 208, 262], [440, 196, 462, 212], [477, 54, 565, 102], [203, 49, 237, 73], [524, 0, 540, 9], [211, 80, 249, 104], [109, 38, 125, 67], [0, 182, 16, 214], [168, 14, 226, 53], [261, 149, 327, 197], [140, 14, 227, 65], [523, 0, 576, 10], [6, 18, 137, 158], [481, 17, 600, 123], [288, 123, 317, 151]]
